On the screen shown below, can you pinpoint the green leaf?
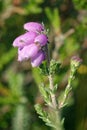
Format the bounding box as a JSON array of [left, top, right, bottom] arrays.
[[39, 61, 49, 75], [45, 7, 60, 30], [39, 84, 51, 104], [49, 59, 61, 75], [35, 104, 56, 129], [53, 84, 58, 93]]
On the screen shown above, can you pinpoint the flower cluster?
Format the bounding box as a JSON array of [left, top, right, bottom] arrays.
[[13, 22, 48, 67]]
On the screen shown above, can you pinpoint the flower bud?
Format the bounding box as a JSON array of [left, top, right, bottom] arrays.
[[71, 56, 82, 67]]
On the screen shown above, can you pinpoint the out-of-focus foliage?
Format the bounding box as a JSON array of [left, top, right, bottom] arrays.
[[73, 0, 87, 9], [25, 0, 43, 14], [0, 0, 87, 130]]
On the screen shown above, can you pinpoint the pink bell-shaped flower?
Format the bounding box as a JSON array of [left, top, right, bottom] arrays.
[[18, 44, 40, 61], [24, 22, 44, 33], [31, 51, 45, 67], [34, 34, 48, 46], [13, 32, 38, 47]]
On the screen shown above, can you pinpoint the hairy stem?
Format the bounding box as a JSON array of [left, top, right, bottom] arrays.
[[46, 43, 58, 109], [48, 74, 64, 130], [48, 74, 58, 109]]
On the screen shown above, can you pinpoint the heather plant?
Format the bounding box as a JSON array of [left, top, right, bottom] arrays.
[[13, 22, 82, 130], [0, 1, 87, 130]]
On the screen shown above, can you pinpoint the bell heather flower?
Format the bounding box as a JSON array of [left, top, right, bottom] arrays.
[[34, 34, 48, 46], [31, 51, 45, 67], [24, 22, 44, 32], [13, 32, 38, 47], [13, 22, 48, 67], [18, 44, 40, 61]]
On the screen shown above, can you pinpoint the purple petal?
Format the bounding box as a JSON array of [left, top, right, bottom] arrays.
[[18, 44, 39, 61], [13, 32, 37, 47], [31, 51, 45, 67], [34, 34, 48, 46], [24, 22, 44, 32], [18, 48, 26, 62]]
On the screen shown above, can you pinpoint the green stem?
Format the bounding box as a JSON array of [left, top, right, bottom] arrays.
[[59, 66, 75, 108]]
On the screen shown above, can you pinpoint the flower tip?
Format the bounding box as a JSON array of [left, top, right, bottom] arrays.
[[71, 56, 82, 63], [18, 58, 22, 62], [71, 55, 82, 67], [31, 61, 42, 67], [31, 63, 37, 67], [12, 40, 16, 47]]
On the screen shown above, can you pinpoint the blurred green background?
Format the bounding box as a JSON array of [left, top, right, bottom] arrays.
[[0, 0, 87, 130]]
